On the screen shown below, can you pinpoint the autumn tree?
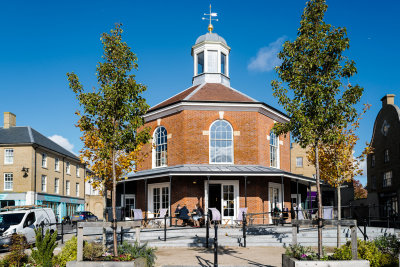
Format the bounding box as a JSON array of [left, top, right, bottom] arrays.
[[307, 104, 371, 247], [271, 0, 363, 257], [67, 24, 150, 255], [354, 180, 368, 200]]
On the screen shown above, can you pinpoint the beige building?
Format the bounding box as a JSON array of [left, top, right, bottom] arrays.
[[0, 112, 85, 221], [85, 173, 105, 220], [290, 143, 316, 178]]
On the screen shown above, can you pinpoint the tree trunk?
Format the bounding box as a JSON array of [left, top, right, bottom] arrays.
[[315, 141, 323, 258], [102, 189, 107, 248], [112, 149, 118, 256], [337, 185, 341, 247]]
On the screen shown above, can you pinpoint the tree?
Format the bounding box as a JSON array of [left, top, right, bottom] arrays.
[[307, 104, 372, 247], [67, 24, 151, 255], [354, 179, 368, 199], [271, 0, 363, 257]]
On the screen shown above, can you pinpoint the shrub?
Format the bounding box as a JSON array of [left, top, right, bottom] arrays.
[[374, 234, 400, 256], [31, 228, 58, 267], [53, 236, 77, 267], [3, 234, 29, 267], [83, 242, 104, 261], [117, 241, 157, 267], [285, 244, 319, 260], [332, 240, 382, 267]]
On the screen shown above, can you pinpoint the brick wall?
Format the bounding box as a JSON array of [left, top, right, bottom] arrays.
[[138, 110, 291, 171]]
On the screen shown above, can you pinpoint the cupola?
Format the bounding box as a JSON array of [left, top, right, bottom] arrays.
[[191, 6, 231, 86]]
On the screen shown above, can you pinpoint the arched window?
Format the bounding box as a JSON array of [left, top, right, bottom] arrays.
[[270, 131, 279, 168], [154, 126, 167, 167], [210, 120, 233, 164]]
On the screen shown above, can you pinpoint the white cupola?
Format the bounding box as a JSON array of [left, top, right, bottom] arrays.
[[191, 6, 231, 86]]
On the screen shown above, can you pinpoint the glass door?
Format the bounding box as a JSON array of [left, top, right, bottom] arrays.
[[269, 185, 280, 224], [222, 184, 235, 221]]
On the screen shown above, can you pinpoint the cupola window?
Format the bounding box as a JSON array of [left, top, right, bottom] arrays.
[[221, 53, 226, 75], [154, 126, 168, 167], [209, 120, 233, 164], [208, 50, 218, 72], [197, 52, 204, 74]]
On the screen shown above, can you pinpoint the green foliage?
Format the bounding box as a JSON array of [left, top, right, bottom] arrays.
[[3, 234, 29, 267], [53, 236, 77, 267], [285, 244, 318, 260], [332, 240, 382, 267], [374, 234, 400, 257], [117, 241, 157, 267], [83, 242, 104, 261], [31, 228, 58, 267]]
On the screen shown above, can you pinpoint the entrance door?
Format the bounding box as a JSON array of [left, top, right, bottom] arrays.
[[222, 185, 235, 219], [269, 182, 282, 224], [209, 184, 221, 213]]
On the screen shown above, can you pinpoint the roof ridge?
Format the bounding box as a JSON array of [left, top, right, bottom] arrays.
[[227, 85, 258, 102], [150, 84, 198, 110], [27, 126, 34, 143], [184, 83, 206, 100]]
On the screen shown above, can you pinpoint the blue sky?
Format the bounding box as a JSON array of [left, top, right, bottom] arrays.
[[1, 1, 399, 185]]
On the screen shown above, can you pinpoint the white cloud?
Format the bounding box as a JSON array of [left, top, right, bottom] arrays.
[[48, 135, 75, 153], [248, 36, 286, 72]]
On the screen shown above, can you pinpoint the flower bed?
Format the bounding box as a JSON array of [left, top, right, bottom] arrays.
[[282, 254, 369, 267]]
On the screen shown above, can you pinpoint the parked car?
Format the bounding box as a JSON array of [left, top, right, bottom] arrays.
[[71, 211, 98, 224], [0, 207, 57, 249]]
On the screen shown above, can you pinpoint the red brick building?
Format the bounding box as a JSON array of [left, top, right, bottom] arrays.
[[117, 30, 314, 224]]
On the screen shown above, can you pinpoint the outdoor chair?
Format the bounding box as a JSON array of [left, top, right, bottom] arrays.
[[234, 207, 248, 227], [208, 208, 221, 227], [132, 209, 148, 227], [323, 206, 333, 219], [153, 208, 168, 228]]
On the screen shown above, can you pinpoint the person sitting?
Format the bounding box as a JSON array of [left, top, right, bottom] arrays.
[[192, 204, 204, 227], [177, 204, 190, 226]]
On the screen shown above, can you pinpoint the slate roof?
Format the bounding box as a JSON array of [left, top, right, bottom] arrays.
[[195, 33, 227, 45], [0, 126, 79, 160], [125, 164, 315, 183], [148, 83, 258, 112]]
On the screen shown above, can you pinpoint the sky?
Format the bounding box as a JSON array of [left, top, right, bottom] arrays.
[[1, 0, 399, 185]]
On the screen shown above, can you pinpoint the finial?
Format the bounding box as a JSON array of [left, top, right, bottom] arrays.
[[202, 4, 218, 33]]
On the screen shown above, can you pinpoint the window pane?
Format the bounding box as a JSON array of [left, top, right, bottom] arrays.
[[197, 52, 204, 74], [221, 53, 226, 75], [210, 120, 233, 163], [208, 50, 218, 73]]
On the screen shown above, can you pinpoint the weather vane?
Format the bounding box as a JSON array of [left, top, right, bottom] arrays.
[[202, 4, 218, 33]]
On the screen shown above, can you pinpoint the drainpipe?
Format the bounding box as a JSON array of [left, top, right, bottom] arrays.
[[33, 146, 38, 205]]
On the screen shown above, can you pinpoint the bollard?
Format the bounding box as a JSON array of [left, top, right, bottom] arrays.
[[120, 226, 123, 245], [242, 211, 246, 248], [214, 223, 218, 267], [206, 212, 210, 248], [61, 222, 64, 244], [75, 223, 78, 237], [164, 214, 167, 242], [363, 219, 367, 241]]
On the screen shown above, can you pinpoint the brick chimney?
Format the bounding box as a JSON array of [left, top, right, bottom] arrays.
[[381, 94, 395, 108], [3, 112, 16, 129]]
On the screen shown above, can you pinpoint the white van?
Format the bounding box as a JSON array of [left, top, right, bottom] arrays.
[[0, 207, 57, 248]]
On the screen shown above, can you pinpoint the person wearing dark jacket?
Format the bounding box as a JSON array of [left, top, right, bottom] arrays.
[[178, 204, 190, 226], [192, 204, 204, 227]]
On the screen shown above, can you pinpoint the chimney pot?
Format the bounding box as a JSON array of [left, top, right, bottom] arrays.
[[381, 94, 395, 108], [3, 112, 16, 129]]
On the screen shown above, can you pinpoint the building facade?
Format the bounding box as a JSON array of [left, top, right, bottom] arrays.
[[367, 94, 400, 217], [0, 112, 84, 221], [116, 28, 314, 224]]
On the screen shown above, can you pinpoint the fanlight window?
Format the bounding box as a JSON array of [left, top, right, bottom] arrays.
[[154, 126, 168, 167], [210, 120, 233, 164], [270, 132, 278, 168]]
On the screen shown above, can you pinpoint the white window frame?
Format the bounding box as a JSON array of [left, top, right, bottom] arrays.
[[270, 132, 280, 168], [55, 178, 59, 194], [4, 149, 14, 164], [121, 194, 136, 217], [66, 180, 70, 195], [152, 126, 168, 168], [383, 171, 392, 187], [4, 173, 13, 191], [268, 182, 283, 224], [41, 153, 47, 168], [147, 182, 170, 218], [41, 175, 47, 192], [384, 149, 390, 163], [76, 165, 80, 177], [55, 158, 60, 171], [76, 183, 80, 196], [66, 162, 70, 174], [296, 157, 303, 167], [197, 51, 204, 75], [209, 120, 234, 164]]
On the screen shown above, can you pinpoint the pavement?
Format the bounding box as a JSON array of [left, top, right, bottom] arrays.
[[155, 246, 285, 267]]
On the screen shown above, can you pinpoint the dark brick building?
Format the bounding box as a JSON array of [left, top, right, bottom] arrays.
[[116, 30, 314, 225], [367, 94, 400, 217]]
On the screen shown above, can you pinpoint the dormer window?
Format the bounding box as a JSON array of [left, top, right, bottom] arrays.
[[221, 53, 226, 75], [197, 52, 204, 74]]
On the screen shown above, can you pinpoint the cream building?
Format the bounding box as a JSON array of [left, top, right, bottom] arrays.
[[0, 112, 84, 221]]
